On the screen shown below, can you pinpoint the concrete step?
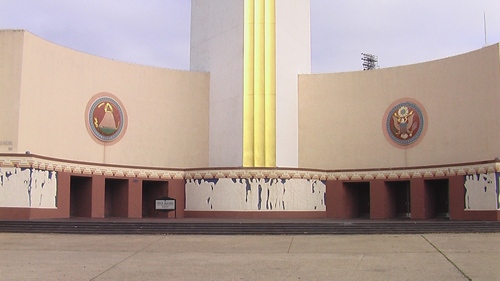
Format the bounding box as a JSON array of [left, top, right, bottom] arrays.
[[1, 220, 499, 235]]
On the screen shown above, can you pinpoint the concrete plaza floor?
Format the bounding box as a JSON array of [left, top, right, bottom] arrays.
[[0, 232, 498, 280]]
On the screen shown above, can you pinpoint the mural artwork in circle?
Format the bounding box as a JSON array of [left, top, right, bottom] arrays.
[[87, 95, 126, 143], [385, 101, 425, 146]]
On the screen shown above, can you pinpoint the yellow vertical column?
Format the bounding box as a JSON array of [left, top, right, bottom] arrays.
[[253, 0, 266, 167], [243, 0, 255, 167], [264, 0, 276, 167], [243, 0, 276, 167]]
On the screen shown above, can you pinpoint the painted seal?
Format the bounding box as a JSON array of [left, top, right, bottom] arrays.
[[384, 100, 426, 147], [86, 93, 127, 144]]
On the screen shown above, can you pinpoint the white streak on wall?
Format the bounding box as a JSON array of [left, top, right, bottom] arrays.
[[0, 167, 57, 208], [185, 178, 325, 211], [464, 173, 499, 210]]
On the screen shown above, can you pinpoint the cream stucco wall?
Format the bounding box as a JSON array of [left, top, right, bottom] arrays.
[[298, 44, 500, 170], [4, 29, 500, 172], [4, 30, 209, 168], [0, 30, 23, 153]]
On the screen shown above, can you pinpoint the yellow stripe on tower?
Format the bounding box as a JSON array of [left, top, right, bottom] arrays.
[[243, 0, 276, 167]]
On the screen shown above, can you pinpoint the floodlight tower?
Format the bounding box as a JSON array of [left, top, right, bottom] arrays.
[[361, 53, 379, 70]]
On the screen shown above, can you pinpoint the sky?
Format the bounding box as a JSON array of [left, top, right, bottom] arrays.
[[1, 0, 499, 73]]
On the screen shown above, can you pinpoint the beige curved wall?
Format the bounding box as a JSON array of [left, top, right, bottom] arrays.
[[3, 30, 209, 168], [4, 30, 500, 171], [0, 30, 23, 153], [298, 44, 500, 170]]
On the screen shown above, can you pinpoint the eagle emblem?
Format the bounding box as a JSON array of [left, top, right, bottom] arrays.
[[392, 106, 417, 140], [386, 101, 424, 146]]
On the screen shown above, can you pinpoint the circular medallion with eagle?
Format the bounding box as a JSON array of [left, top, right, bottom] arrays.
[[385, 100, 425, 146]]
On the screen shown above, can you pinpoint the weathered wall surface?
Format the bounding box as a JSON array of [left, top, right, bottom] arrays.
[[185, 178, 326, 211], [298, 44, 500, 170], [9, 30, 209, 168], [464, 173, 499, 210], [0, 167, 57, 208]]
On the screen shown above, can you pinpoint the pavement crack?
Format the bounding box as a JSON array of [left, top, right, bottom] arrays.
[[287, 236, 294, 253], [421, 235, 471, 281], [89, 235, 165, 281], [356, 254, 364, 269]]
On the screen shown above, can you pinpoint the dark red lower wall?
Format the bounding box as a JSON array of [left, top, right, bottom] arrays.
[[327, 175, 499, 221], [1, 171, 498, 221]]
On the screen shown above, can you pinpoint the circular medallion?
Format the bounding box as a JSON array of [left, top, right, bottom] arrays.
[[384, 99, 426, 147], [85, 93, 127, 144]]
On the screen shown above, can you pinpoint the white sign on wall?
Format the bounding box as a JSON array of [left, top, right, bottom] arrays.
[[155, 198, 176, 211]]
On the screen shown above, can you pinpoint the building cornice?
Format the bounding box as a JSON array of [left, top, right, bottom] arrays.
[[0, 153, 498, 181]]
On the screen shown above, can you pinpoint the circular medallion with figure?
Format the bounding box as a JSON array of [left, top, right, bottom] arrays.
[[383, 99, 426, 147], [86, 93, 127, 144]]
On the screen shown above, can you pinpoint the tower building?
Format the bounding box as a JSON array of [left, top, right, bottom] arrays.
[[0, 1, 499, 221], [190, 0, 311, 167]]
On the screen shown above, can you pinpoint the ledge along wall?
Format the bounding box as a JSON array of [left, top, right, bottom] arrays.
[[1, 154, 498, 220]]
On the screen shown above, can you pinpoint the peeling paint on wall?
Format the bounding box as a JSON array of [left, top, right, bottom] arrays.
[[0, 167, 57, 208], [464, 173, 499, 210], [185, 178, 326, 211]]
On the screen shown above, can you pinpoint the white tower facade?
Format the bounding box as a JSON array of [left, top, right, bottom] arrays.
[[190, 0, 310, 168]]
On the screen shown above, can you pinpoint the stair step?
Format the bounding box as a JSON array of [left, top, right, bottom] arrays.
[[1, 220, 499, 235]]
